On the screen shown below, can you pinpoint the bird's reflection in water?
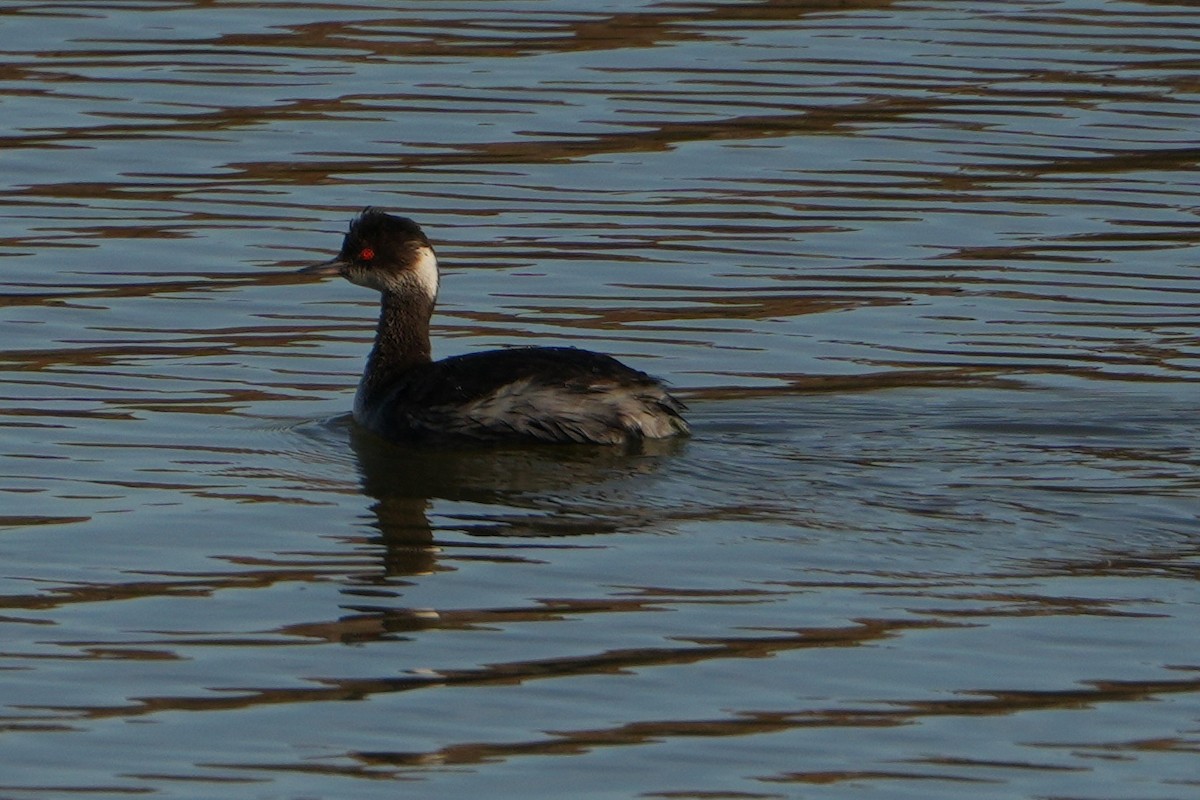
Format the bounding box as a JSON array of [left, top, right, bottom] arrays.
[[347, 424, 688, 579]]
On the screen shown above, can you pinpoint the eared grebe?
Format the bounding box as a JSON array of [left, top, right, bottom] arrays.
[[300, 208, 688, 445]]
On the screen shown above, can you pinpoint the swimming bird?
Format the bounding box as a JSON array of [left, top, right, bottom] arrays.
[[300, 208, 688, 445]]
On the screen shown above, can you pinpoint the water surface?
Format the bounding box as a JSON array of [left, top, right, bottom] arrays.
[[1, 1, 1198, 798]]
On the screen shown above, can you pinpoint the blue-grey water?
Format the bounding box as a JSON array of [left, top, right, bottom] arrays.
[[1, 2, 1198, 798]]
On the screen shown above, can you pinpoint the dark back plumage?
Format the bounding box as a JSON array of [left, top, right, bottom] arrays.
[[360, 347, 688, 445]]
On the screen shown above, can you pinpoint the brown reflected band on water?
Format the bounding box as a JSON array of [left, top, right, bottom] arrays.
[[7, 539, 1197, 718], [0, 515, 91, 529], [0, 263, 335, 305], [8, 615, 960, 723], [223, 672, 1200, 782], [3, 100, 938, 195], [454, 288, 889, 328], [10, 102, 1199, 202], [1021, 548, 1200, 582], [687, 368, 1023, 399], [14, 0, 902, 62], [155, 96, 1007, 184], [0, 564, 363, 614]]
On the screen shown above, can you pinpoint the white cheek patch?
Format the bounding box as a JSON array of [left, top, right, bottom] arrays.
[[410, 245, 439, 300]]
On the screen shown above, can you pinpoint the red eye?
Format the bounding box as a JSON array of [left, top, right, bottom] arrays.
[[358, 247, 375, 261]]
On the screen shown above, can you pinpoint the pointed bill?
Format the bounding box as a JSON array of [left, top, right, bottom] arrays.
[[299, 257, 348, 277]]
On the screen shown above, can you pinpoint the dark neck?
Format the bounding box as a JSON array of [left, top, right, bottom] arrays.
[[359, 289, 434, 402]]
